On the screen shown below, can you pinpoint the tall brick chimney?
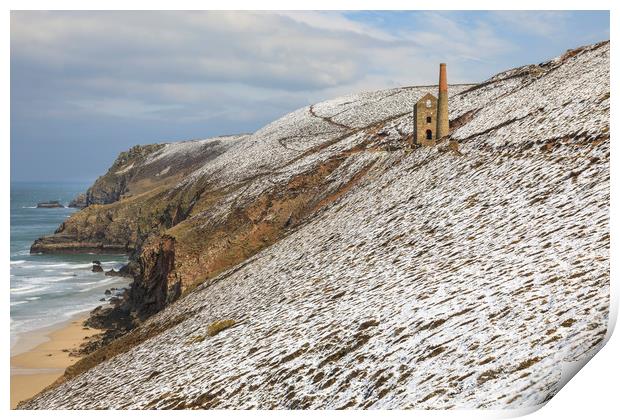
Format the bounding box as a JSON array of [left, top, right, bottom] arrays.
[[436, 63, 449, 139]]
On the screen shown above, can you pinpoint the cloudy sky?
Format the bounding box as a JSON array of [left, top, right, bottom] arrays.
[[11, 10, 609, 182]]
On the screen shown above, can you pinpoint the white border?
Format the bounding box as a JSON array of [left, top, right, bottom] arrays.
[[3, 1, 616, 419]]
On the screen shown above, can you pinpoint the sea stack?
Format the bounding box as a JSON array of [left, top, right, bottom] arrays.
[[436, 63, 449, 139]]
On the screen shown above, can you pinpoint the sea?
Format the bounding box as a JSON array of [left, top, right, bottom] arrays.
[[10, 181, 129, 354]]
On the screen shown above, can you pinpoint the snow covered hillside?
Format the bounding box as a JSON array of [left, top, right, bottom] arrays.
[[22, 41, 609, 409]]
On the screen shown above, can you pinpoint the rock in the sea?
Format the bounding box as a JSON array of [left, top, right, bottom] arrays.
[[104, 289, 111, 295], [92, 260, 102, 265], [118, 264, 133, 277], [68, 193, 87, 209], [36, 200, 64, 208], [29, 235, 130, 255], [104, 269, 122, 277], [92, 264, 103, 273]]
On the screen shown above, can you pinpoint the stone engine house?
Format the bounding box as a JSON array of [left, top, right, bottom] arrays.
[[414, 93, 438, 144], [413, 63, 449, 145]]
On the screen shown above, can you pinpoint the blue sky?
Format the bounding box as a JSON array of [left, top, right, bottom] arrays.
[[11, 10, 609, 182]]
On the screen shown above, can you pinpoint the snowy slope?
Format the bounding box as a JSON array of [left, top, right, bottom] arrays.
[[21, 41, 609, 409]]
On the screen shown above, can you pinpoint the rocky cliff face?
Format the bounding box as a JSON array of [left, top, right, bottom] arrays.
[[85, 144, 164, 205], [30, 136, 245, 254], [22, 41, 609, 409], [129, 234, 179, 318], [67, 193, 87, 208]]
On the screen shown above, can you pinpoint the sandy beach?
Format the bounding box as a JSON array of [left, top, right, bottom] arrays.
[[10, 314, 103, 409]]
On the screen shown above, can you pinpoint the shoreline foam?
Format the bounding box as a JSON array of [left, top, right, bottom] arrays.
[[10, 311, 103, 409]]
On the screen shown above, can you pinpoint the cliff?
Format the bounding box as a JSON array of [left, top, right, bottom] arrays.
[[22, 41, 609, 409], [30, 136, 245, 255]]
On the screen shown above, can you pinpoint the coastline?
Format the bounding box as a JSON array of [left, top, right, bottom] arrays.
[[10, 311, 103, 409]]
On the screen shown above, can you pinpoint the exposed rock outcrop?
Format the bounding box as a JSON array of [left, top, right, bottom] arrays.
[[30, 234, 130, 254], [29, 137, 244, 257], [105, 268, 130, 277], [68, 193, 87, 208], [36, 200, 63, 208], [84, 144, 165, 206], [129, 234, 180, 319]]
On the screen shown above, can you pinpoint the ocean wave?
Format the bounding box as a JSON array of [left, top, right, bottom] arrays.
[[64, 306, 101, 318], [10, 260, 26, 265], [10, 284, 37, 292], [42, 262, 93, 269], [79, 278, 128, 293], [14, 275, 76, 285], [78, 281, 98, 286], [78, 278, 118, 286], [21, 206, 37, 209], [46, 276, 77, 283], [19, 262, 93, 270], [10, 285, 50, 295]]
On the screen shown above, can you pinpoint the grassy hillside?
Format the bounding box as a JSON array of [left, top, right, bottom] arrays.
[[22, 41, 609, 409]]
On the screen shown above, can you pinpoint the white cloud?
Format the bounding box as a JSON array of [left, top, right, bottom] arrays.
[[399, 12, 516, 64], [490, 11, 570, 38], [9, 10, 556, 128], [66, 98, 184, 120], [273, 10, 397, 41]]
